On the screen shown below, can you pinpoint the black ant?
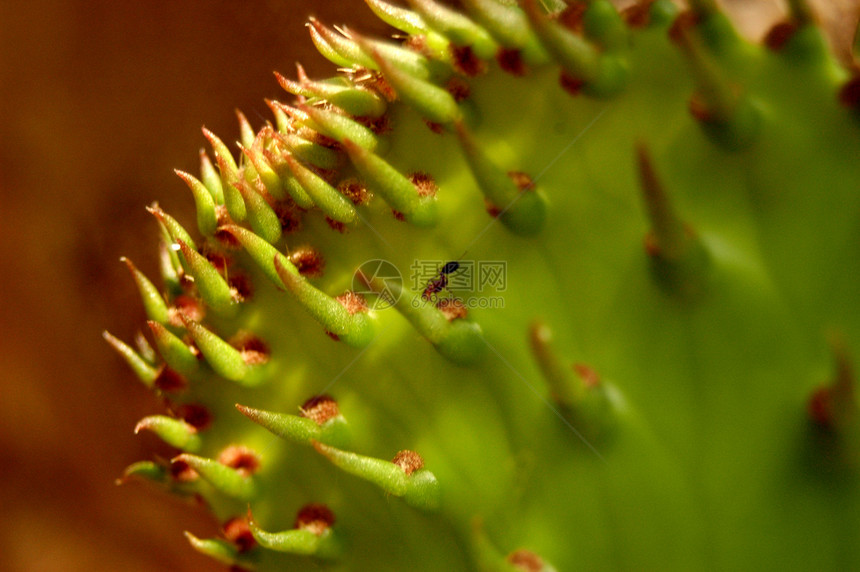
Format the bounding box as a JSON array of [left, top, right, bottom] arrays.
[[421, 261, 460, 301]]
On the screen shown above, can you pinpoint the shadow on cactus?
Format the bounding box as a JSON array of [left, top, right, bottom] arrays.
[[105, 0, 860, 569]]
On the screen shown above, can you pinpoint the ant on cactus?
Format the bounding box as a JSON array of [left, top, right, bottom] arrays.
[[421, 260, 461, 302]]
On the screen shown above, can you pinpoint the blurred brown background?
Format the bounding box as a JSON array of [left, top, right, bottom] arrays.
[[0, 2, 389, 570], [0, 1, 856, 571]]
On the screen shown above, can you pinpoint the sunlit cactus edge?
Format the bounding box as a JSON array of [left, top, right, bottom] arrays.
[[105, 0, 860, 570]]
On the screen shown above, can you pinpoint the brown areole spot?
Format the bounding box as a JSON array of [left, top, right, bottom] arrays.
[[839, 74, 860, 110], [573, 363, 601, 388], [169, 295, 205, 327], [508, 171, 534, 192], [808, 386, 834, 428], [643, 230, 662, 257], [364, 70, 397, 102], [154, 367, 189, 393], [229, 332, 270, 366], [437, 297, 468, 321], [304, 128, 340, 150], [484, 198, 503, 218], [405, 34, 430, 57], [764, 21, 800, 52], [688, 90, 711, 122], [808, 338, 858, 431], [275, 202, 303, 233], [668, 10, 700, 45], [623, 0, 657, 28], [557, 3, 587, 33], [300, 395, 340, 425], [218, 445, 261, 477], [392, 450, 425, 476], [507, 549, 546, 572], [687, 87, 742, 124], [451, 44, 487, 76], [326, 217, 349, 233], [410, 172, 438, 198], [338, 178, 373, 205], [559, 71, 587, 96], [223, 516, 256, 552], [294, 503, 336, 536], [213, 228, 241, 250], [169, 457, 199, 482], [203, 249, 233, 272], [361, 113, 393, 135], [336, 291, 368, 315], [446, 76, 472, 102], [497, 48, 526, 76], [229, 273, 253, 303], [289, 245, 326, 277], [173, 403, 213, 431], [424, 120, 446, 134]]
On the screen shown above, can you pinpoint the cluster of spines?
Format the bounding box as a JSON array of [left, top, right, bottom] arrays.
[[104, 0, 860, 568]]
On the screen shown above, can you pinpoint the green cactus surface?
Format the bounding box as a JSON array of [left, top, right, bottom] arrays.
[[106, 1, 860, 569]]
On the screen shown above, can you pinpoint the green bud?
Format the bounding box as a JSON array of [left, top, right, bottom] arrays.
[[241, 138, 285, 200], [283, 153, 357, 224], [198, 149, 224, 204], [307, 17, 377, 69], [461, 0, 549, 65], [454, 120, 546, 236], [274, 130, 341, 170], [175, 240, 238, 317], [180, 315, 251, 383], [365, 42, 462, 125], [406, 0, 498, 60], [300, 103, 379, 151], [175, 170, 218, 237], [313, 443, 440, 510], [248, 504, 341, 559], [232, 178, 283, 244], [341, 138, 437, 227], [147, 204, 196, 252], [117, 460, 168, 485], [135, 415, 202, 451], [173, 451, 258, 501], [147, 321, 199, 375], [235, 109, 256, 149], [103, 331, 159, 388], [236, 397, 350, 448], [218, 224, 288, 287], [357, 269, 485, 365], [274, 256, 376, 348], [203, 128, 246, 220], [120, 257, 170, 325], [184, 531, 251, 568]]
